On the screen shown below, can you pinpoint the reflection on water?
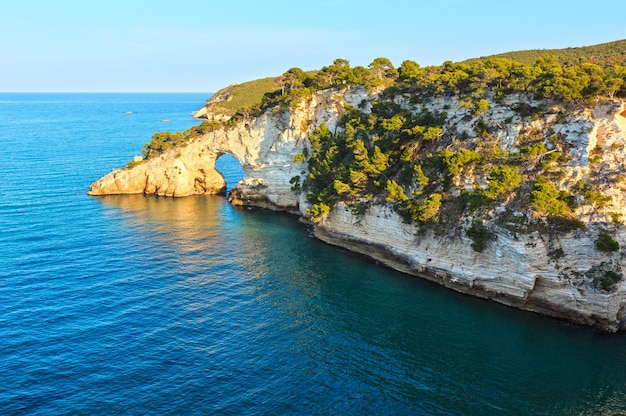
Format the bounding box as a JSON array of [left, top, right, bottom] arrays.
[[99, 194, 232, 231], [99, 195, 229, 255], [8, 92, 626, 414], [96, 153, 244, 258]]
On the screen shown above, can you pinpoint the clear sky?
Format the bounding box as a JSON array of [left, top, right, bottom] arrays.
[[1, 0, 623, 92]]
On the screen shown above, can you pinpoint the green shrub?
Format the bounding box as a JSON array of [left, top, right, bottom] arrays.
[[289, 175, 301, 192], [549, 248, 565, 260], [350, 201, 368, 216], [307, 203, 331, 223], [440, 148, 481, 177], [584, 188, 611, 208], [141, 131, 189, 159], [193, 121, 222, 134], [595, 233, 620, 252], [473, 99, 490, 115], [597, 270, 622, 291], [485, 165, 521, 199], [461, 190, 488, 211], [414, 193, 442, 223], [587, 261, 623, 292], [609, 212, 622, 223], [547, 215, 584, 232], [466, 220, 490, 252], [530, 176, 570, 216], [125, 158, 143, 169]]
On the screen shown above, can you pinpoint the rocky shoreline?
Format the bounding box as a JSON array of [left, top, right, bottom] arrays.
[[89, 86, 626, 331]]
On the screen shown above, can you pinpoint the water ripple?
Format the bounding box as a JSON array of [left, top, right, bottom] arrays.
[[2, 94, 626, 415]]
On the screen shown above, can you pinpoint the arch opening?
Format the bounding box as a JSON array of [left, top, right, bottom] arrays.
[[215, 153, 244, 193]]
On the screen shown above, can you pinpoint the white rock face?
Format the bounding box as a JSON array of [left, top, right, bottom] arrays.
[[89, 86, 626, 330], [89, 87, 370, 206], [313, 204, 626, 331]]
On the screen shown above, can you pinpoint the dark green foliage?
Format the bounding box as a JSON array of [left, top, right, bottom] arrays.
[[596, 270, 623, 292], [125, 158, 143, 169], [136, 119, 227, 162], [199, 39, 626, 131], [350, 201, 368, 216], [249, 44, 626, 229], [586, 261, 623, 292], [440, 148, 481, 176], [584, 187, 612, 208], [289, 175, 301, 192], [473, 99, 490, 115], [141, 131, 188, 159], [595, 233, 620, 252], [301, 101, 449, 225], [292, 53, 620, 229], [386, 191, 442, 225], [466, 220, 490, 252], [193, 121, 222, 134], [293, 153, 307, 163], [385, 179, 409, 204], [549, 248, 565, 260], [123, 40, 626, 247], [481, 39, 626, 66], [461, 190, 489, 211], [414, 193, 442, 223], [547, 216, 584, 233], [369, 57, 399, 85], [475, 118, 491, 138], [205, 45, 625, 125], [399, 60, 422, 80]]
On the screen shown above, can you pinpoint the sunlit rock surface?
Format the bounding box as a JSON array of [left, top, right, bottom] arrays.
[[90, 86, 626, 330]]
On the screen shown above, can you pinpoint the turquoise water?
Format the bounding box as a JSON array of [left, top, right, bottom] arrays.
[[2, 93, 626, 415]]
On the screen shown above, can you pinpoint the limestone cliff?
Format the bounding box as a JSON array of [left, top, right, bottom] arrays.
[[89, 86, 626, 331], [88, 87, 369, 207]]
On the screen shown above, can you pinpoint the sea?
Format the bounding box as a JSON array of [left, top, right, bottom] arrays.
[[2, 93, 626, 415]]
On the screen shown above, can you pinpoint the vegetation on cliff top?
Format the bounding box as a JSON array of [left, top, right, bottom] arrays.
[[132, 39, 626, 257], [198, 38, 626, 124], [276, 40, 626, 254], [202, 77, 283, 118], [477, 39, 626, 66], [125, 121, 222, 168]]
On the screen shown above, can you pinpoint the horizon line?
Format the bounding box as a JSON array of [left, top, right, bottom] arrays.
[[0, 91, 214, 94]]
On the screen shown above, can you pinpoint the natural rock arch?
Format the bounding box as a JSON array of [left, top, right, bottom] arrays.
[[214, 153, 245, 192], [88, 144, 230, 198], [88, 87, 626, 331], [89, 87, 368, 204]]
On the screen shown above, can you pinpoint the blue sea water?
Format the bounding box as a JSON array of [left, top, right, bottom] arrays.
[[2, 93, 626, 416]]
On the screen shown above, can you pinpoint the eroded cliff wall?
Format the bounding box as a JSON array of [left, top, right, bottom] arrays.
[[89, 87, 369, 207], [314, 204, 626, 331], [89, 86, 626, 330]]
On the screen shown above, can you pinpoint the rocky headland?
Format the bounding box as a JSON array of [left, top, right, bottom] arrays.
[[89, 60, 626, 331]]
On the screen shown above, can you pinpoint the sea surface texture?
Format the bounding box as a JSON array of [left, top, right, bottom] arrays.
[[2, 93, 626, 415]]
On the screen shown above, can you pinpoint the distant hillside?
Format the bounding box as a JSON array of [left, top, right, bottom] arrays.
[[195, 39, 626, 122], [195, 77, 281, 120], [476, 39, 626, 66]]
